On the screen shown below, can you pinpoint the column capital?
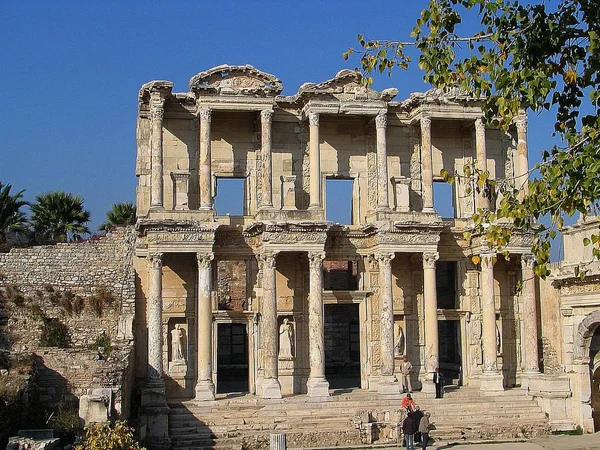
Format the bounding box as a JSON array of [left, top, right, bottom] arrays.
[[198, 107, 212, 122], [258, 251, 278, 268], [308, 111, 319, 126], [261, 109, 274, 124], [420, 116, 432, 129], [521, 253, 535, 270], [375, 112, 387, 129], [475, 116, 486, 135], [422, 251, 439, 268], [515, 116, 528, 133], [196, 252, 214, 269], [148, 252, 164, 269], [375, 252, 395, 267], [308, 251, 326, 266], [151, 105, 164, 120], [480, 251, 496, 267]]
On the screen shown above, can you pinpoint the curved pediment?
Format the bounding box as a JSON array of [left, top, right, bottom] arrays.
[[189, 64, 283, 97], [296, 69, 398, 102]]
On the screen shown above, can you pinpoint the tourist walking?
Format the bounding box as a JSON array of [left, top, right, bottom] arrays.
[[401, 355, 413, 392], [433, 367, 444, 399], [419, 411, 433, 449], [401, 392, 416, 413], [402, 411, 417, 450]]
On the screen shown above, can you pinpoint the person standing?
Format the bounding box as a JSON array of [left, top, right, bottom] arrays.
[[419, 412, 433, 449], [433, 367, 444, 399], [412, 406, 424, 443], [402, 411, 416, 450], [401, 393, 416, 413], [401, 355, 413, 393]]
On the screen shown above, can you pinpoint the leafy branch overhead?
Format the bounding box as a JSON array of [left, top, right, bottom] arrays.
[[347, 0, 600, 277]]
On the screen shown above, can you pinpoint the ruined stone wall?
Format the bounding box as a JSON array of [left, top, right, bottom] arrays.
[[539, 274, 564, 373]]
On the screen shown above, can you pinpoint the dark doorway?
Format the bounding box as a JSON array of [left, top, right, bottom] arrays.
[[438, 320, 462, 385], [590, 326, 600, 431], [216, 323, 248, 393], [324, 304, 361, 389]]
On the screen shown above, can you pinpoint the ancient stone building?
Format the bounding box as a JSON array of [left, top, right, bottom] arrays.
[[133, 64, 548, 445]]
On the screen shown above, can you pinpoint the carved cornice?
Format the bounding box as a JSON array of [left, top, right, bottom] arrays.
[[189, 64, 283, 97], [138, 80, 174, 104], [137, 219, 219, 244], [400, 86, 479, 109]]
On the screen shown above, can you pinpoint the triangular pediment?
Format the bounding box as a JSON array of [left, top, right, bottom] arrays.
[[189, 64, 283, 97]]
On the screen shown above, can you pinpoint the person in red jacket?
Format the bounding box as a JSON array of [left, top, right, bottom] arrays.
[[401, 393, 416, 412]]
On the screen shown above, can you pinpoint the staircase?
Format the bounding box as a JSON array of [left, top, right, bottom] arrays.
[[168, 387, 549, 450]]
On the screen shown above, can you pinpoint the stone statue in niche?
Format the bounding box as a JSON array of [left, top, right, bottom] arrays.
[[279, 318, 294, 358], [496, 323, 502, 355], [394, 323, 405, 357], [171, 324, 185, 362]]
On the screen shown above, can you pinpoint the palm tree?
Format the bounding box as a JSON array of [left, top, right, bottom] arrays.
[[0, 182, 29, 250], [100, 202, 136, 231], [30, 191, 91, 244]]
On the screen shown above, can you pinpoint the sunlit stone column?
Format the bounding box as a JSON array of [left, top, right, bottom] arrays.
[[195, 252, 215, 401], [422, 251, 439, 396], [480, 251, 504, 391], [475, 117, 490, 210], [147, 252, 164, 383], [150, 99, 165, 209], [198, 107, 213, 210], [377, 252, 400, 394], [307, 251, 330, 397], [261, 109, 274, 209], [521, 253, 540, 374], [376, 112, 390, 211], [421, 117, 434, 212], [259, 251, 282, 399], [308, 112, 321, 209], [515, 116, 529, 195]]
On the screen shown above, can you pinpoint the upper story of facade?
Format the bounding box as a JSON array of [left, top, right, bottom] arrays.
[[136, 64, 529, 229]]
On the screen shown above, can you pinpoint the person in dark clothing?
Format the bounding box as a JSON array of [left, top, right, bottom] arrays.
[[402, 411, 417, 450], [433, 367, 444, 399], [412, 406, 424, 443]]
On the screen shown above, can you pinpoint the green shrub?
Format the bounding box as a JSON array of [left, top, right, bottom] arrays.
[[75, 422, 144, 450], [48, 405, 81, 441], [39, 318, 71, 348], [92, 332, 112, 359], [87, 287, 116, 317]]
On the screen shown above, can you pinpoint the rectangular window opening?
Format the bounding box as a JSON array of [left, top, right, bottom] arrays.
[[215, 177, 245, 216], [326, 178, 353, 225], [323, 260, 358, 290], [433, 180, 455, 219], [436, 261, 458, 309]]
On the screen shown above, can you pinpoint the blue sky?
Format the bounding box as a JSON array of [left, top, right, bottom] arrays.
[[0, 1, 562, 254]]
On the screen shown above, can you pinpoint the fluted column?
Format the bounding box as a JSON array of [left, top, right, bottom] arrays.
[[376, 112, 390, 211], [475, 117, 490, 210], [308, 112, 321, 209], [480, 251, 504, 391], [420, 117, 434, 212], [259, 251, 282, 399], [261, 109, 274, 209], [150, 99, 165, 209], [515, 116, 529, 195], [307, 251, 329, 397], [198, 107, 213, 210], [195, 252, 215, 400], [147, 252, 164, 383], [521, 253, 540, 373], [422, 251, 439, 396]]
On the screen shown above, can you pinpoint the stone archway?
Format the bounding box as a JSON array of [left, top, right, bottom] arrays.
[[573, 310, 600, 364], [573, 310, 600, 432]]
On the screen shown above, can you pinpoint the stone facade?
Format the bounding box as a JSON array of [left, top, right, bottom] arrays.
[[133, 64, 548, 447]]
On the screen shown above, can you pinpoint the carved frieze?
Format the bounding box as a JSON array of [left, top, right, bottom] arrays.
[[146, 232, 216, 244], [189, 64, 283, 97]]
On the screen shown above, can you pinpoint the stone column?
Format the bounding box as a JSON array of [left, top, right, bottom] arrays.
[[422, 251, 439, 396], [521, 253, 540, 374], [198, 107, 213, 210], [261, 109, 274, 209], [475, 117, 490, 210], [480, 251, 504, 391], [420, 117, 434, 212], [147, 252, 164, 383], [376, 252, 400, 394], [307, 251, 330, 397], [376, 112, 390, 211], [515, 116, 529, 195], [259, 251, 282, 399], [150, 99, 165, 209], [308, 112, 321, 209], [195, 252, 215, 401]]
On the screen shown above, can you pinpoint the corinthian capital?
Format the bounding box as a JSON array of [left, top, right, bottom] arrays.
[[196, 252, 214, 269], [375, 112, 387, 129], [308, 112, 319, 127], [148, 252, 163, 269], [475, 117, 486, 139], [422, 251, 439, 269], [151, 105, 164, 121], [198, 107, 212, 122], [261, 109, 274, 124], [258, 251, 278, 269], [375, 252, 395, 267], [420, 116, 431, 130], [515, 116, 528, 134], [308, 251, 326, 268], [521, 253, 535, 270]]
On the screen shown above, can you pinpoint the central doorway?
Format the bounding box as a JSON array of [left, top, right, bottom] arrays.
[[439, 320, 462, 385], [324, 303, 361, 389], [216, 323, 249, 394]]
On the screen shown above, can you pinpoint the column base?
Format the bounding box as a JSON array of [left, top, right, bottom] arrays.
[[194, 380, 215, 401], [480, 372, 505, 393], [422, 207, 435, 213], [139, 385, 170, 450], [307, 377, 330, 397], [262, 377, 283, 399], [308, 204, 322, 210], [378, 375, 401, 395], [420, 375, 437, 398], [141, 382, 167, 407], [520, 370, 541, 392]]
